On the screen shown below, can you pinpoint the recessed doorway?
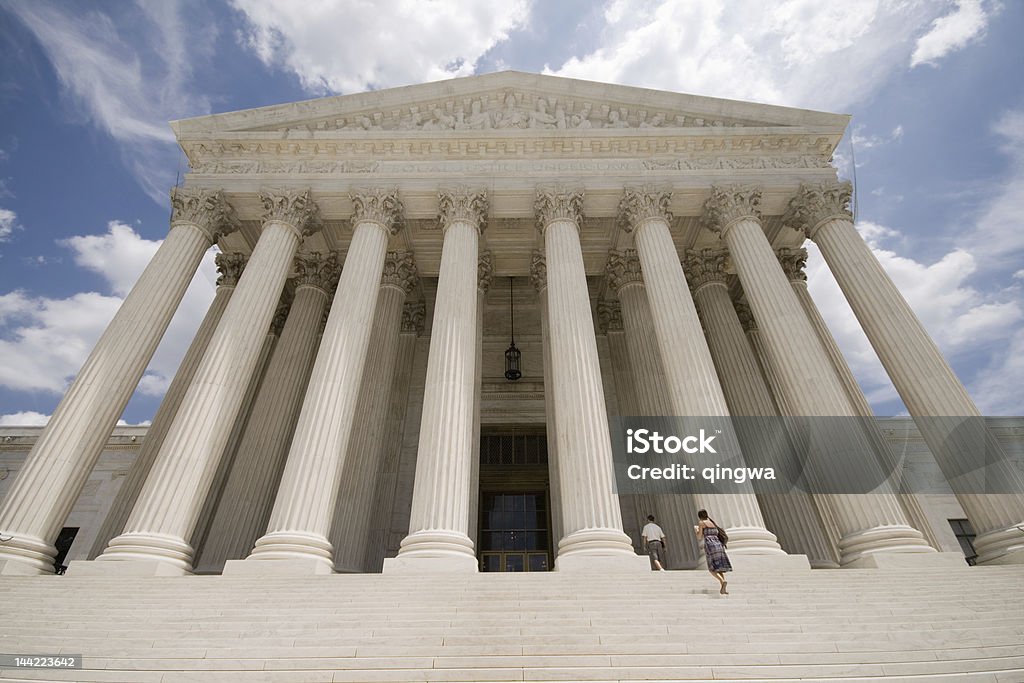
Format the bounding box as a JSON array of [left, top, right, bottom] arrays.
[[478, 429, 552, 572]]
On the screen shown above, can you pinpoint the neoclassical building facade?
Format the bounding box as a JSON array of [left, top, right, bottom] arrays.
[[0, 72, 1021, 578]]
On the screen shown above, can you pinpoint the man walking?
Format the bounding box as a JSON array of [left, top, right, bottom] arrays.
[[641, 514, 667, 571]]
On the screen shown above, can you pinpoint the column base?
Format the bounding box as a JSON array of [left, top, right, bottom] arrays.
[[223, 558, 333, 576], [836, 524, 934, 566], [0, 534, 57, 575], [247, 530, 334, 565], [972, 524, 1024, 565], [385, 530, 478, 573], [66, 559, 189, 577], [842, 551, 968, 569], [97, 531, 194, 573]]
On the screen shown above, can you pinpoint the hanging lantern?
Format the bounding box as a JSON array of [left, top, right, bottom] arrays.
[[504, 276, 522, 381]]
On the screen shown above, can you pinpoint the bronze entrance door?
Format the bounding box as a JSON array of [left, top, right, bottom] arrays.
[[478, 430, 553, 572]]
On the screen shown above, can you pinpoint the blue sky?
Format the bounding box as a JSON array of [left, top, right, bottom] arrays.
[[0, 0, 1021, 425]]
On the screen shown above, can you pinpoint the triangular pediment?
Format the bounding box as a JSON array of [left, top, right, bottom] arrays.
[[171, 71, 847, 137]]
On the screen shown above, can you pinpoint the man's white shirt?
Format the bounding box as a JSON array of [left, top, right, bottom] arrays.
[[642, 522, 665, 542]]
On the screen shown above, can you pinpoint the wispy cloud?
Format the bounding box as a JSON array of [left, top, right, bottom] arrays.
[[5, 1, 215, 204], [231, 0, 531, 93], [0, 207, 17, 243], [911, 0, 992, 68]]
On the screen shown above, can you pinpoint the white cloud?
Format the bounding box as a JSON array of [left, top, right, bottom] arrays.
[[545, 1, 980, 111], [0, 207, 18, 243], [0, 411, 51, 427], [806, 226, 1022, 413], [231, 0, 531, 93], [6, 1, 214, 203], [910, 0, 990, 68], [0, 222, 216, 401]]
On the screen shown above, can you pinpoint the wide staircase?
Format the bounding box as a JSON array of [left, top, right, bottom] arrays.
[[1, 565, 1023, 682]]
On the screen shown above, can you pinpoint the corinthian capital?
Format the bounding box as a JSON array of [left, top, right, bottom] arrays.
[[214, 252, 247, 287], [259, 188, 323, 236], [605, 250, 644, 293], [535, 187, 584, 234], [381, 251, 418, 294], [596, 300, 624, 333], [351, 187, 404, 235], [733, 298, 757, 333], [777, 247, 808, 283], [782, 181, 853, 239], [529, 250, 547, 293], [618, 186, 673, 233], [401, 301, 426, 335], [683, 249, 729, 291], [170, 187, 240, 242], [701, 185, 762, 237], [438, 187, 488, 233], [294, 252, 340, 293], [477, 250, 494, 293]]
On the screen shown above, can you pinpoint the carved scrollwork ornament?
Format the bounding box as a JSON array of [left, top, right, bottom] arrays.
[[605, 250, 644, 293], [700, 185, 763, 238], [782, 181, 854, 240], [401, 301, 426, 335], [381, 251, 419, 294], [596, 300, 624, 334], [617, 186, 673, 233], [777, 247, 809, 283], [477, 251, 494, 293], [270, 301, 291, 336], [170, 187, 240, 242], [733, 299, 757, 333], [683, 249, 729, 292], [534, 187, 584, 234], [350, 187, 404, 235], [214, 252, 248, 287], [438, 188, 488, 234], [529, 250, 547, 293], [259, 188, 323, 237], [294, 252, 340, 293]]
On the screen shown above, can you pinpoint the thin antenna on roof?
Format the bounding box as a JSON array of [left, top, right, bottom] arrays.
[[848, 133, 859, 223]]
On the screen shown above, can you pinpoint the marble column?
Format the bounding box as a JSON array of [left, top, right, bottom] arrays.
[[784, 181, 1024, 564], [89, 252, 247, 559], [605, 250, 701, 567], [198, 253, 338, 573], [618, 187, 782, 556], [364, 302, 425, 572], [536, 188, 642, 571], [242, 189, 404, 574], [777, 247, 941, 552], [0, 189, 238, 575], [92, 189, 321, 574], [531, 250, 564, 551], [386, 188, 487, 573], [468, 251, 493, 549], [702, 185, 933, 566], [331, 252, 418, 572], [686, 249, 836, 567]]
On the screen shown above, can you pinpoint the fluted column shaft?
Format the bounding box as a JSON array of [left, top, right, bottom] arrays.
[[786, 184, 1024, 564], [467, 253, 492, 551], [199, 260, 333, 573], [688, 254, 835, 566], [332, 254, 415, 572], [532, 252, 564, 552], [619, 190, 780, 555], [389, 190, 486, 571], [0, 190, 238, 575], [779, 248, 940, 552], [89, 253, 246, 559], [248, 190, 401, 572], [97, 192, 318, 573], [537, 189, 638, 569], [703, 185, 931, 565]]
